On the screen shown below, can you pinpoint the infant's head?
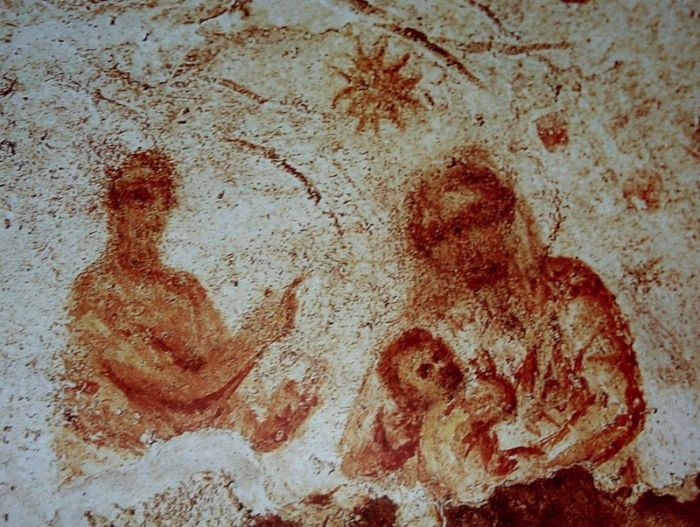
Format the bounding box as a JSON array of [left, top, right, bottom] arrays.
[[379, 328, 464, 408]]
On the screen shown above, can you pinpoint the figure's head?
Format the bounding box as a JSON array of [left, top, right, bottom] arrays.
[[106, 150, 177, 237], [406, 154, 517, 288], [379, 328, 464, 408]]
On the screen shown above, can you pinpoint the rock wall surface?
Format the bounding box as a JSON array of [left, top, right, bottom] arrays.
[[1, 1, 699, 525]]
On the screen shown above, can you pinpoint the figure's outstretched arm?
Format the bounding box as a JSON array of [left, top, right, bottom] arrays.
[[74, 276, 303, 408], [216, 276, 303, 367]]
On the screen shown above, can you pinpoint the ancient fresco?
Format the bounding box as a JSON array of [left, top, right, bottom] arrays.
[[1, 0, 699, 526], [331, 38, 423, 133], [341, 150, 646, 502], [59, 150, 318, 460]]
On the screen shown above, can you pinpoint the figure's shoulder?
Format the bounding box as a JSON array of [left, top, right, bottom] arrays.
[[540, 257, 637, 364], [71, 262, 108, 299], [68, 261, 116, 319], [162, 269, 208, 303], [540, 256, 621, 315]]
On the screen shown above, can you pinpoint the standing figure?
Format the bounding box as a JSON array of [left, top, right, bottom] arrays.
[[341, 149, 645, 501], [60, 150, 318, 455]]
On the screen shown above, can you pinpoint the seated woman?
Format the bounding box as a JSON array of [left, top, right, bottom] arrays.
[[341, 149, 645, 501], [60, 150, 318, 454]]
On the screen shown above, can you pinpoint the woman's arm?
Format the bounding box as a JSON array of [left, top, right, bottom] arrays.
[[545, 326, 645, 467], [539, 257, 646, 467]]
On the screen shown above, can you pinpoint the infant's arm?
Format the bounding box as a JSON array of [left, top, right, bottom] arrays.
[[342, 405, 419, 478]]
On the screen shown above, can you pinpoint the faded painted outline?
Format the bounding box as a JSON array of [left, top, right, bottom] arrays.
[[226, 137, 343, 235]]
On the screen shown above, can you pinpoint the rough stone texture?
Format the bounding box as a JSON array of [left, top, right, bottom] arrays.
[[1, 1, 699, 525]]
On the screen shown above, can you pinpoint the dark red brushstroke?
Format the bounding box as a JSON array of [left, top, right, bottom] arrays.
[[351, 496, 398, 527], [444, 467, 700, 527]]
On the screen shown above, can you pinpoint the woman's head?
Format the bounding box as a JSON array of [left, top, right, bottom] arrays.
[[378, 328, 464, 408], [406, 155, 517, 288]]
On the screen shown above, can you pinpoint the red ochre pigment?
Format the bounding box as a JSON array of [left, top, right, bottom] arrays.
[[342, 148, 646, 501], [444, 467, 700, 527], [332, 39, 422, 133], [60, 150, 318, 453], [536, 111, 569, 152]]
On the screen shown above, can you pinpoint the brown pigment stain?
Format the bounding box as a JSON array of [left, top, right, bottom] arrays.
[[443, 467, 700, 527], [219, 78, 269, 104], [248, 494, 397, 526], [303, 489, 338, 506], [351, 496, 398, 526], [536, 112, 569, 152], [59, 150, 319, 454], [252, 514, 300, 527], [465, 0, 519, 40], [342, 148, 646, 501], [332, 39, 423, 134], [388, 25, 483, 88], [691, 116, 700, 159], [226, 137, 321, 204], [622, 170, 663, 212], [619, 456, 639, 488], [198, 0, 253, 23], [342, 1, 483, 87], [0, 76, 17, 97], [345, 0, 385, 16], [224, 137, 344, 235], [456, 41, 570, 55]]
